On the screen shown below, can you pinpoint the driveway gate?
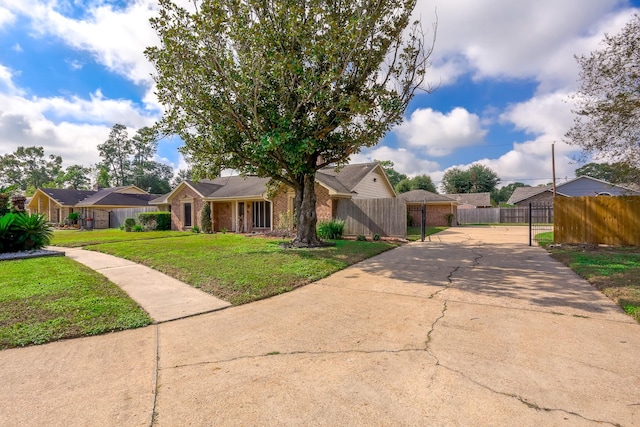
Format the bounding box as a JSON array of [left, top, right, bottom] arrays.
[[528, 202, 554, 246]]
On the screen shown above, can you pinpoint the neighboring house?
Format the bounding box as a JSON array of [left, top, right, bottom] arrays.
[[443, 192, 492, 209], [151, 162, 397, 232], [27, 186, 159, 229], [507, 176, 640, 206], [397, 190, 459, 227]]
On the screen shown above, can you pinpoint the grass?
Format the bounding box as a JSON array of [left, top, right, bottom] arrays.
[[85, 233, 397, 305], [538, 232, 640, 322], [406, 226, 448, 241], [0, 257, 151, 349], [51, 228, 191, 247]]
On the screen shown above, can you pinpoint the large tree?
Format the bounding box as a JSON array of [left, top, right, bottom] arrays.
[[575, 162, 640, 184], [395, 174, 436, 193], [146, 0, 434, 247], [0, 146, 63, 193], [375, 160, 407, 188], [441, 163, 500, 194], [98, 124, 133, 187], [566, 14, 640, 166]]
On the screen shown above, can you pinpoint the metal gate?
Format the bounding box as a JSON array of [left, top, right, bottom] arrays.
[[528, 202, 554, 246]]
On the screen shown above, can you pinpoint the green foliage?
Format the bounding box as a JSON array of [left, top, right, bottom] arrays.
[[375, 160, 407, 187], [356, 234, 367, 241], [191, 225, 201, 234], [137, 211, 172, 231], [442, 163, 501, 194], [317, 220, 345, 240], [0, 185, 16, 217], [132, 224, 144, 232], [200, 203, 212, 233], [491, 182, 528, 205], [66, 212, 79, 225], [0, 146, 63, 192], [0, 213, 52, 252], [395, 174, 437, 193], [566, 14, 640, 167], [146, 0, 435, 246], [575, 162, 640, 184], [373, 233, 381, 241], [123, 217, 136, 232]]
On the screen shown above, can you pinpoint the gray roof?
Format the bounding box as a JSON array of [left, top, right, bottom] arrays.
[[397, 190, 458, 204], [179, 176, 270, 199], [39, 188, 96, 206], [444, 192, 492, 207], [315, 163, 380, 194], [506, 186, 550, 204]]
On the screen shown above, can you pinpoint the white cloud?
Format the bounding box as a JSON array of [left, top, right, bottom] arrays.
[[395, 107, 487, 156], [501, 91, 574, 138], [0, 5, 15, 27], [0, 64, 23, 95], [351, 146, 441, 177]]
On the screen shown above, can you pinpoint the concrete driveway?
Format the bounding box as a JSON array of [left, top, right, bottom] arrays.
[[1, 226, 639, 426]]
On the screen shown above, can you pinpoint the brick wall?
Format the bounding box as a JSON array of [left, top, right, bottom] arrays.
[[170, 186, 205, 230], [408, 204, 456, 227]]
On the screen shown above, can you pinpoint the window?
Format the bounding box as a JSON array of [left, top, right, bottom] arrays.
[[252, 201, 271, 228], [184, 202, 192, 227]]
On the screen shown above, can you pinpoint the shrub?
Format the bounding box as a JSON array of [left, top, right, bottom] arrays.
[[191, 225, 201, 233], [123, 217, 136, 232], [137, 211, 171, 231], [201, 203, 212, 233], [132, 224, 144, 232], [373, 233, 381, 241], [317, 219, 345, 240], [67, 212, 79, 225], [445, 213, 455, 227], [0, 213, 52, 253], [356, 234, 367, 241]]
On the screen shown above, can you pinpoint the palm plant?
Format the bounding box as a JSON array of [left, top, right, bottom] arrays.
[[0, 213, 18, 253], [13, 213, 53, 250]]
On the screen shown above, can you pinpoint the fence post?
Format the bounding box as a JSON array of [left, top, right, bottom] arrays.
[[528, 202, 532, 246]]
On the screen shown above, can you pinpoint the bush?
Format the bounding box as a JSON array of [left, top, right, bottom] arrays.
[[191, 225, 201, 233], [200, 203, 212, 233], [373, 233, 381, 241], [317, 219, 345, 240], [133, 224, 144, 232], [0, 213, 52, 253], [137, 211, 171, 231], [445, 213, 455, 227], [123, 217, 136, 232], [67, 212, 79, 225], [356, 234, 367, 241]]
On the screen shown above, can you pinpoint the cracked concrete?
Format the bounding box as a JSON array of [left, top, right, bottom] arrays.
[[1, 226, 639, 426]]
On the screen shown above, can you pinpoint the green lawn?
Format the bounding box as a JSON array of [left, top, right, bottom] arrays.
[[406, 226, 447, 241], [86, 233, 397, 305], [539, 232, 640, 322], [0, 257, 151, 349], [52, 228, 191, 247]]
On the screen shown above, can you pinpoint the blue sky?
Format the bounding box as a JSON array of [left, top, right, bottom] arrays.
[[1, 0, 639, 190]]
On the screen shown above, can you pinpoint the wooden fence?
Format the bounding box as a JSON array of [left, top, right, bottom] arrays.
[[457, 205, 553, 225], [109, 207, 158, 228], [554, 196, 640, 245], [335, 198, 406, 237]]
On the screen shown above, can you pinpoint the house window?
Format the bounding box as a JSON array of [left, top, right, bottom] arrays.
[[252, 201, 271, 228], [184, 202, 192, 227]]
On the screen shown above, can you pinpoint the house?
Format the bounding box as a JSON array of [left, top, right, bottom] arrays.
[[443, 192, 492, 209], [397, 190, 459, 227], [151, 162, 397, 232], [27, 186, 160, 229], [507, 176, 640, 206]]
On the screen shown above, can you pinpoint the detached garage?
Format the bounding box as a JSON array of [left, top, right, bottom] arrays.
[[398, 190, 459, 227]]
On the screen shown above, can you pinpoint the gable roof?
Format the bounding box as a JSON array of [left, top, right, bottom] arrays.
[[29, 186, 156, 209], [397, 190, 458, 204], [507, 186, 551, 204], [36, 188, 96, 206], [444, 192, 492, 207], [316, 163, 381, 195]]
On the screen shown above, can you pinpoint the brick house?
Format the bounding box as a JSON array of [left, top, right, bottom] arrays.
[[151, 163, 397, 232], [397, 190, 459, 227], [27, 186, 159, 229]]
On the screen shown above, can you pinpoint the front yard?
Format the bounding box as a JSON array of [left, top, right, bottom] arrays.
[[1, 230, 397, 348], [84, 233, 397, 305], [538, 232, 640, 322]]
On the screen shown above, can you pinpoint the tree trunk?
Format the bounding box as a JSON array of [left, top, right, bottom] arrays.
[[291, 173, 324, 247]]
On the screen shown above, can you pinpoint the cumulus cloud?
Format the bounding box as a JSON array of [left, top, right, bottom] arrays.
[[395, 107, 487, 156], [351, 146, 441, 177]]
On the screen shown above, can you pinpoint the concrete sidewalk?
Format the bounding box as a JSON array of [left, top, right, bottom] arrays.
[[48, 247, 231, 322], [2, 227, 639, 426]]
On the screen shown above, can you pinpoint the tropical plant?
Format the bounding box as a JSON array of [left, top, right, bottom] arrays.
[[0, 213, 18, 253], [13, 213, 53, 250]]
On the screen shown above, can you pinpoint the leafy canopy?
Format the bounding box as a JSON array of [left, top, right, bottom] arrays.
[[146, 0, 434, 185], [441, 163, 500, 194], [566, 14, 640, 166]]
